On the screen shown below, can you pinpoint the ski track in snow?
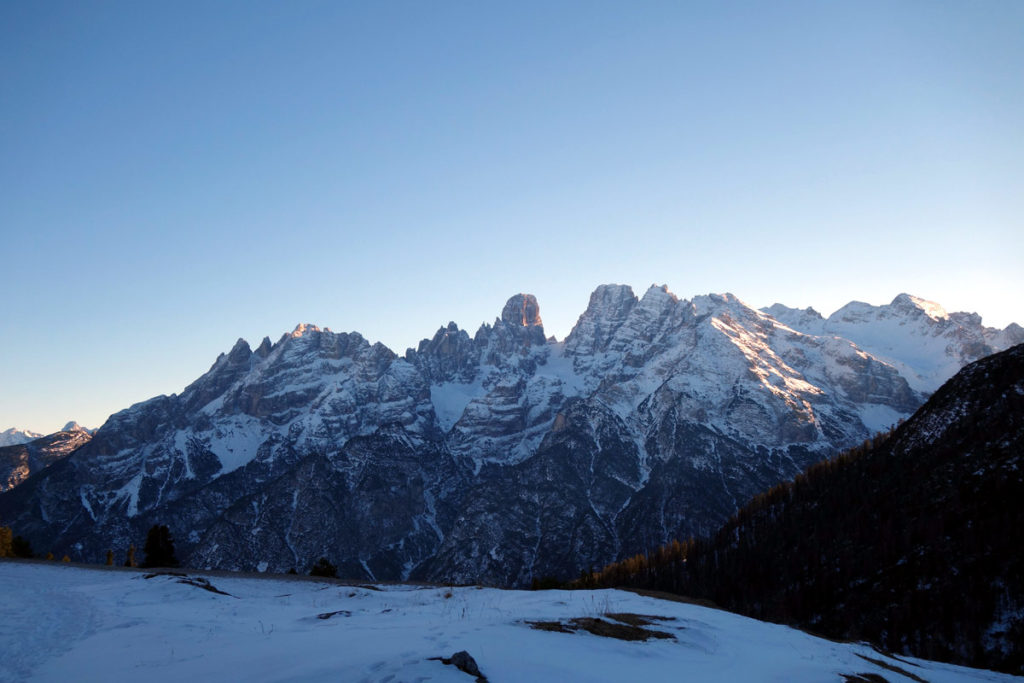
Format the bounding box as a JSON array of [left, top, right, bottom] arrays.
[[1, 562, 1017, 683]]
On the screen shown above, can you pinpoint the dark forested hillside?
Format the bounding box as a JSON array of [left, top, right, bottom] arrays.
[[580, 344, 1024, 674]]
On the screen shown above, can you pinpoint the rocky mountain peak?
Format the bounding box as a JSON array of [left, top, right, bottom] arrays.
[[589, 283, 637, 308], [290, 323, 322, 338], [767, 294, 1016, 394], [0, 428, 44, 448], [254, 336, 273, 357], [564, 284, 638, 355], [227, 338, 252, 363], [761, 303, 824, 331], [890, 293, 948, 321], [408, 321, 478, 383], [692, 292, 754, 317], [500, 294, 542, 327], [828, 294, 948, 326], [628, 284, 684, 327], [999, 323, 1024, 348], [639, 284, 678, 307]]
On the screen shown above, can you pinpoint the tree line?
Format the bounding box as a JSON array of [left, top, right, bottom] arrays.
[[2, 522, 343, 578], [0, 524, 180, 568]]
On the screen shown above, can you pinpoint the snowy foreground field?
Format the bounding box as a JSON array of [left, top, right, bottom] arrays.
[[2, 562, 1017, 683]]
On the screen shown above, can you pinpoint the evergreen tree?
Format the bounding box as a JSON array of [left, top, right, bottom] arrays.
[[0, 526, 11, 557], [124, 544, 136, 568], [11, 535, 32, 558], [309, 557, 337, 578], [106, 549, 115, 566], [141, 525, 179, 568]]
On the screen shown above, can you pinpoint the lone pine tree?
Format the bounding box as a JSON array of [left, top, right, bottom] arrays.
[[11, 536, 32, 558], [309, 557, 338, 578], [141, 525, 179, 568]]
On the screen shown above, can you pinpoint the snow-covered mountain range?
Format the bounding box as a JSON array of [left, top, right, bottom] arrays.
[[0, 428, 44, 448], [0, 423, 93, 449], [764, 293, 1023, 393], [0, 286, 1019, 585]]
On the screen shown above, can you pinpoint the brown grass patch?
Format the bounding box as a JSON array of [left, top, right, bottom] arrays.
[[854, 654, 928, 683], [316, 609, 351, 620], [527, 617, 674, 641], [527, 620, 575, 633], [869, 646, 923, 669], [605, 612, 677, 627], [570, 617, 675, 641]]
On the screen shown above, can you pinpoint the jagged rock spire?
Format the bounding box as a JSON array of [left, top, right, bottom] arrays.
[[501, 294, 542, 327]]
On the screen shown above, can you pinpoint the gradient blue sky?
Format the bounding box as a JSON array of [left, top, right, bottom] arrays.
[[3, 1, 1022, 434]]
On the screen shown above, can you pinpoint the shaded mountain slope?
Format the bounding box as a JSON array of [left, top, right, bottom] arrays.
[[583, 343, 1024, 674]]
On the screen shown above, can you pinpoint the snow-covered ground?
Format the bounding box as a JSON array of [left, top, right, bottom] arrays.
[[1, 562, 1016, 683]]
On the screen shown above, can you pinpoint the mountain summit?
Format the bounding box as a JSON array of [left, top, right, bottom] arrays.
[[764, 294, 1022, 392], [0, 428, 44, 448], [501, 293, 543, 327], [0, 286, 1018, 584]]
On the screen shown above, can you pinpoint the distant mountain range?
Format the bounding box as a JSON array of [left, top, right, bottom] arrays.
[[0, 428, 44, 448], [0, 423, 93, 492], [0, 286, 1019, 585], [0, 423, 94, 449]]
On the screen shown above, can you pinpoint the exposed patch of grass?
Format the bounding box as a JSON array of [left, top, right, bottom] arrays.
[[176, 576, 234, 597], [570, 617, 675, 642], [526, 616, 674, 641], [143, 571, 234, 597], [527, 620, 575, 634], [841, 674, 890, 683], [870, 646, 923, 669], [605, 612, 677, 628], [854, 654, 928, 683], [316, 610, 351, 620]]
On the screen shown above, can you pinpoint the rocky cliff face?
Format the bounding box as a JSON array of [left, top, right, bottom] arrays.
[[1, 285, 1017, 585]]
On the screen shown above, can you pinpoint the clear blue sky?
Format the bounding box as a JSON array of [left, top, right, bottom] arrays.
[[3, 1, 1022, 434]]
